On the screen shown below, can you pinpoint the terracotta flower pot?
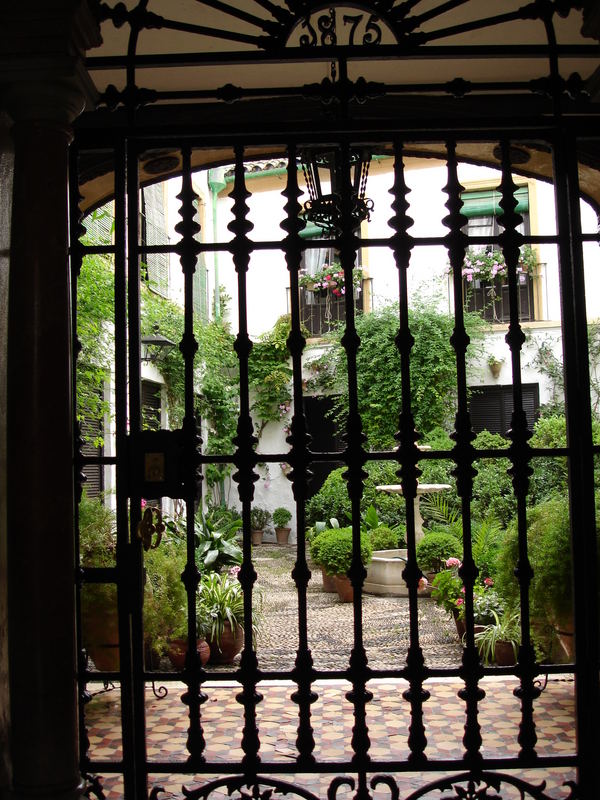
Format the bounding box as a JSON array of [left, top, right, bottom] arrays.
[[167, 637, 211, 670], [321, 567, 337, 592], [275, 526, 291, 544], [452, 609, 466, 640], [494, 640, 517, 666], [334, 574, 354, 603], [251, 529, 263, 545], [207, 622, 244, 664], [82, 605, 120, 671]]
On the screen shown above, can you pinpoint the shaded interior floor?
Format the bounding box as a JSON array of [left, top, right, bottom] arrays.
[[85, 676, 576, 799]]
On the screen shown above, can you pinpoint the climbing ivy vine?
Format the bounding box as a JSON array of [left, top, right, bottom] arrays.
[[308, 300, 486, 449]]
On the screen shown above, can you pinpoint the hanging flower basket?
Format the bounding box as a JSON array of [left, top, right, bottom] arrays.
[[299, 263, 363, 297]]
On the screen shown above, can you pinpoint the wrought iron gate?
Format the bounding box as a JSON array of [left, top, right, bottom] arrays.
[[71, 3, 599, 799]]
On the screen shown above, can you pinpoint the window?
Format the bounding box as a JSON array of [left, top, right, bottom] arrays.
[[469, 383, 539, 436], [297, 227, 365, 336], [141, 183, 169, 297], [141, 380, 162, 431], [461, 185, 537, 323], [80, 414, 104, 498]]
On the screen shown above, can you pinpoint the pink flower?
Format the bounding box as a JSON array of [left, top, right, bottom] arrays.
[[446, 557, 461, 567], [460, 586, 465, 593], [418, 576, 428, 590], [141, 498, 147, 508], [484, 577, 494, 586], [455, 598, 464, 607], [229, 565, 241, 577]]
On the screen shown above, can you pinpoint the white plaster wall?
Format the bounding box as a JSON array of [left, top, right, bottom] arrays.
[[158, 160, 600, 532]]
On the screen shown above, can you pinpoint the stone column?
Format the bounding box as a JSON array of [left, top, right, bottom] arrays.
[[0, 4, 101, 800]]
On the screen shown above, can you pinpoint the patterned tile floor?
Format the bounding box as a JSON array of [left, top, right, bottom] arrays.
[[85, 675, 577, 799]]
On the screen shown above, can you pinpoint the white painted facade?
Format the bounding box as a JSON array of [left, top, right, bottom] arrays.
[[155, 159, 600, 537]]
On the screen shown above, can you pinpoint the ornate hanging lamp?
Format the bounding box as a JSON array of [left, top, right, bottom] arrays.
[[300, 146, 374, 233]]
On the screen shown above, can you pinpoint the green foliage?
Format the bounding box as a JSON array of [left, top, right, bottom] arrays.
[[272, 507, 292, 527], [78, 492, 117, 567], [195, 507, 242, 572], [474, 609, 520, 665], [314, 301, 485, 448], [250, 506, 271, 530], [248, 314, 294, 436], [197, 572, 246, 648], [416, 530, 462, 573], [369, 526, 402, 551], [196, 317, 239, 493], [314, 527, 372, 577], [305, 462, 406, 528], [144, 535, 188, 655], [431, 565, 463, 615], [495, 496, 575, 657], [529, 414, 600, 505], [471, 587, 505, 626], [470, 515, 505, 579], [471, 430, 516, 526], [76, 254, 115, 445]]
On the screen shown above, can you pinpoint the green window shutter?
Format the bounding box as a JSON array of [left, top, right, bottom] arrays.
[[299, 221, 327, 239], [193, 253, 209, 322], [142, 184, 169, 297], [461, 186, 529, 218]]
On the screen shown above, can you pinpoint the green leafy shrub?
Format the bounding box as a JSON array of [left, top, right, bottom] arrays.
[[313, 301, 485, 448], [369, 525, 402, 551], [416, 530, 462, 573], [431, 562, 463, 616], [197, 572, 246, 649], [305, 462, 406, 528], [195, 507, 242, 572], [471, 430, 516, 526], [314, 527, 372, 577], [529, 414, 600, 505], [250, 507, 271, 530], [272, 507, 292, 527], [144, 537, 188, 656], [495, 496, 580, 658]]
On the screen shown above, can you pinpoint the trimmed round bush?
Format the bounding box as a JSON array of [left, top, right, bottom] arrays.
[[416, 530, 462, 573], [315, 527, 372, 577], [369, 525, 402, 552]]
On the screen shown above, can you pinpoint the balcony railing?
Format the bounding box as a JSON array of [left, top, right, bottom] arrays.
[[464, 273, 535, 322], [290, 279, 370, 337]]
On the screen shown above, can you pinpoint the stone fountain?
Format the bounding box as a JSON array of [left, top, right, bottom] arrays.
[[363, 462, 451, 596]]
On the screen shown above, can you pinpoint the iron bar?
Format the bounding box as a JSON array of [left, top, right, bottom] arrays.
[[281, 143, 318, 765], [498, 137, 540, 759], [175, 144, 207, 763], [444, 139, 484, 767]]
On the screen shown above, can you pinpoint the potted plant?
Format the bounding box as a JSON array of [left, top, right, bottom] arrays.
[[416, 530, 462, 579], [79, 493, 120, 671], [195, 505, 242, 570], [430, 558, 464, 636], [487, 354, 504, 379], [272, 506, 292, 544], [309, 518, 340, 591], [250, 506, 271, 545], [298, 263, 363, 298], [474, 609, 521, 666], [496, 496, 582, 662], [198, 568, 260, 664], [315, 527, 372, 602], [144, 526, 212, 669]]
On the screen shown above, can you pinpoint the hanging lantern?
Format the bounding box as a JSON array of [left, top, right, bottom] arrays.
[[300, 147, 374, 234]]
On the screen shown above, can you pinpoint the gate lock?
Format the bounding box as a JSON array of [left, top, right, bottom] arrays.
[[128, 429, 195, 500]]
